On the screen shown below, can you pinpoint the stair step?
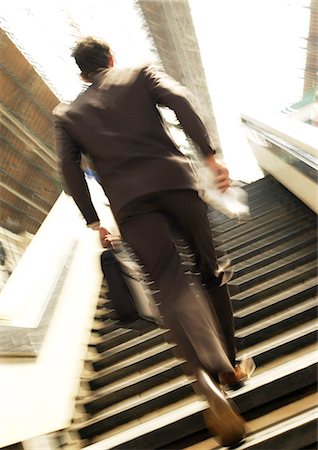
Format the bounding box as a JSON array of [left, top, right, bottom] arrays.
[[225, 407, 318, 450], [234, 278, 317, 327], [239, 320, 318, 367], [229, 246, 316, 295], [175, 383, 318, 450], [82, 395, 205, 450], [91, 329, 167, 371], [160, 392, 318, 449], [83, 362, 184, 414], [231, 350, 317, 412], [80, 351, 317, 449], [96, 318, 154, 337], [92, 319, 119, 333], [236, 297, 317, 348], [212, 193, 309, 236], [93, 327, 133, 344], [231, 259, 317, 308], [214, 203, 306, 245], [95, 328, 147, 353], [89, 343, 175, 390], [75, 376, 193, 440], [97, 309, 123, 322], [217, 213, 313, 255], [233, 232, 317, 278], [223, 223, 316, 265]]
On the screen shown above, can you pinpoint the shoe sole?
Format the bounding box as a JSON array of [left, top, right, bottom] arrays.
[[197, 369, 246, 447]]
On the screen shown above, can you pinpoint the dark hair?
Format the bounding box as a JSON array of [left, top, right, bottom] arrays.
[[72, 37, 111, 78]]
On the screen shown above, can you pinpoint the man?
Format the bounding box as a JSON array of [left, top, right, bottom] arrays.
[[54, 36, 254, 446]]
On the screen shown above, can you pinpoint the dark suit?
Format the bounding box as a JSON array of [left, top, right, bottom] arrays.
[[54, 65, 235, 375]]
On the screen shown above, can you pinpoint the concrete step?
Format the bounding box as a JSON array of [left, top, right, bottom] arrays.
[[236, 296, 317, 348], [238, 319, 317, 367], [78, 350, 317, 449], [214, 203, 307, 245], [232, 232, 317, 279], [192, 396, 318, 450], [88, 343, 175, 391], [91, 328, 168, 372], [82, 361, 184, 414], [231, 259, 317, 309], [234, 277, 317, 327], [219, 214, 315, 258], [220, 221, 315, 265]]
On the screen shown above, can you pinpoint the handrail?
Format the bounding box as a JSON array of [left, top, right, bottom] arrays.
[[242, 118, 318, 171], [241, 111, 318, 160], [241, 110, 318, 213]]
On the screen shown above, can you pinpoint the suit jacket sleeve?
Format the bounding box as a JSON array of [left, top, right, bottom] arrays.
[[54, 116, 100, 225], [141, 66, 216, 156]]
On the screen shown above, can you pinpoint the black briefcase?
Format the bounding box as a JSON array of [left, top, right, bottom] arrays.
[[100, 250, 139, 322]]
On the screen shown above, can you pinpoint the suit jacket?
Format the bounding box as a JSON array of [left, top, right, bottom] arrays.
[[53, 65, 215, 224]]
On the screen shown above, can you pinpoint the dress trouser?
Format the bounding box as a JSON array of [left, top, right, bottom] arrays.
[[116, 189, 236, 375]]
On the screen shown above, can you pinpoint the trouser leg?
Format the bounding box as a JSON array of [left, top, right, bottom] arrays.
[[204, 284, 236, 365], [117, 199, 233, 375], [154, 190, 236, 366]]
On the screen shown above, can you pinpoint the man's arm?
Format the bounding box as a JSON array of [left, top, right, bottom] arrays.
[[142, 66, 215, 156], [54, 117, 100, 227], [142, 66, 230, 191]]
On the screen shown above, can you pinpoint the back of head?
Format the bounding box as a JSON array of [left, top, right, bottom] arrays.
[[72, 37, 111, 79]]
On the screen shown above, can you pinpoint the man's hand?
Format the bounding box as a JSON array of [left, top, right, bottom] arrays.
[[99, 227, 112, 248], [98, 227, 122, 249], [205, 155, 230, 192]]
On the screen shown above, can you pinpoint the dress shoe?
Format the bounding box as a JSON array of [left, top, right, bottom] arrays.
[[219, 357, 256, 391], [196, 368, 246, 447]]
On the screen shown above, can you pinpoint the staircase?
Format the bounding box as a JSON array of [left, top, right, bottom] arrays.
[[66, 176, 317, 449]]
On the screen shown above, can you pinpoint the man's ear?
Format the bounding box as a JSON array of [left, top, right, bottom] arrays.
[[108, 54, 115, 68]]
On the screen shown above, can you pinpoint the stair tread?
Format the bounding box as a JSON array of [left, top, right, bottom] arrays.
[[238, 319, 318, 360], [214, 203, 307, 243], [79, 350, 317, 449], [73, 375, 193, 436], [87, 341, 174, 382], [234, 277, 317, 318], [182, 393, 318, 450], [233, 232, 317, 274], [231, 259, 317, 302], [225, 225, 315, 264], [91, 328, 166, 362], [81, 359, 183, 410], [236, 296, 317, 338], [231, 246, 316, 286], [82, 395, 204, 450], [210, 406, 318, 450], [218, 215, 313, 253]]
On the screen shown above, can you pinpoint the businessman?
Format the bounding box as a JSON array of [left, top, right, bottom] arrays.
[[54, 36, 254, 446]]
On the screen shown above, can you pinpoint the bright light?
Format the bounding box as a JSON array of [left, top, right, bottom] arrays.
[[0, 0, 158, 102], [0, 0, 311, 182], [189, 0, 311, 181]]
